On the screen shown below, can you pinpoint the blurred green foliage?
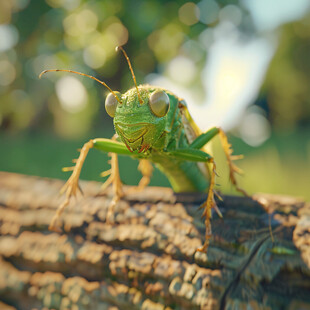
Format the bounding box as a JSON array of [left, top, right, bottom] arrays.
[[0, 0, 309, 199], [265, 17, 310, 129]]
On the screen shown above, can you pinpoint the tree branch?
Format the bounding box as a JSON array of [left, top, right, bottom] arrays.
[[0, 172, 309, 309]]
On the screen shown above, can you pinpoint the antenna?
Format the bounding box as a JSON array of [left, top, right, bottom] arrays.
[[39, 69, 122, 104], [116, 46, 143, 105]]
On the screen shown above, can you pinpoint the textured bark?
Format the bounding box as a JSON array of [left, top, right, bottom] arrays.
[[0, 171, 309, 310]]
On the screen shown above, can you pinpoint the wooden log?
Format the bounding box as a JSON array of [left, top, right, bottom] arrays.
[[0, 171, 309, 310]]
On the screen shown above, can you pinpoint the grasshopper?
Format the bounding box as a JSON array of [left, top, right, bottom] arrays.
[[40, 46, 247, 252]]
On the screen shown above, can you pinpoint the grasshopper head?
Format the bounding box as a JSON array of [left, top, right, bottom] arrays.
[[105, 87, 170, 153]]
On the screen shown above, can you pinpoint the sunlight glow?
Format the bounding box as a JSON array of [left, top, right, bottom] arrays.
[[200, 25, 275, 130], [55, 76, 88, 113], [243, 0, 310, 31], [148, 22, 275, 143]]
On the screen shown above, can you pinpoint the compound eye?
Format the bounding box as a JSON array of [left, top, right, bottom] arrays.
[[149, 90, 169, 117], [105, 92, 121, 117]]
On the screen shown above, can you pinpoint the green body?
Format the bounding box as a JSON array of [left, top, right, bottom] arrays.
[[150, 153, 208, 192], [95, 85, 218, 193]]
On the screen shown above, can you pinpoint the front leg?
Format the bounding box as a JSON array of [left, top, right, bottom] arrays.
[[49, 140, 94, 231], [49, 138, 132, 231]]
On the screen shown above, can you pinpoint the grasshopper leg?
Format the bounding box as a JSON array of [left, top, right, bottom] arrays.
[[126, 159, 153, 194], [190, 127, 248, 196], [49, 139, 94, 231], [137, 159, 153, 190], [197, 158, 217, 253], [169, 148, 219, 253], [218, 129, 248, 196], [99, 135, 124, 222], [100, 151, 124, 222], [50, 136, 129, 230]]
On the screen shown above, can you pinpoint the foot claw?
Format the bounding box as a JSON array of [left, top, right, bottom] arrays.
[[196, 244, 208, 253], [48, 222, 62, 233], [106, 197, 119, 223]]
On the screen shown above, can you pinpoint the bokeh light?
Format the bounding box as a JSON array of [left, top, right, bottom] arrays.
[[167, 56, 197, 85], [198, 0, 220, 25], [0, 24, 19, 52], [147, 24, 184, 62], [178, 2, 200, 26], [55, 76, 88, 113], [63, 9, 98, 36], [0, 60, 16, 86], [238, 106, 271, 146], [219, 5, 242, 26], [83, 44, 107, 69]]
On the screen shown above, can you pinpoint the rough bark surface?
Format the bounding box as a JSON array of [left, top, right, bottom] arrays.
[[0, 171, 309, 310]]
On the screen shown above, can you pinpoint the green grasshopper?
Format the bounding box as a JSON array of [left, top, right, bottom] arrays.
[[40, 46, 247, 252]]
